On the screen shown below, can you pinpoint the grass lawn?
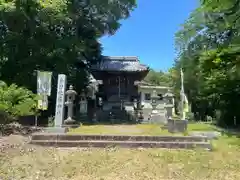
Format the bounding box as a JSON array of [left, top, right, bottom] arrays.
[[1, 123, 240, 180], [69, 123, 218, 136]]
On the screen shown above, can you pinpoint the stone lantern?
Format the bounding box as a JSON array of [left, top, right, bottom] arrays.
[[164, 90, 174, 104], [163, 90, 174, 119], [149, 89, 167, 124], [64, 85, 78, 126], [79, 90, 88, 122], [79, 90, 88, 114], [151, 90, 159, 111]]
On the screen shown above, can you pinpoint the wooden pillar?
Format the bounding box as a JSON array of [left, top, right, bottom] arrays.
[[118, 76, 120, 98]]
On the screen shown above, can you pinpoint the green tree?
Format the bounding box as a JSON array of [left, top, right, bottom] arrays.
[[144, 69, 172, 87], [173, 0, 240, 126], [0, 0, 136, 91], [0, 0, 136, 118]]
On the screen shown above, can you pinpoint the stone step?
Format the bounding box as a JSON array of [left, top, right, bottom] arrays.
[[30, 140, 212, 150], [31, 134, 209, 142]]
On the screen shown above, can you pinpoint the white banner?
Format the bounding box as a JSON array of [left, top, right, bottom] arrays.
[[37, 95, 48, 110], [37, 71, 52, 96]]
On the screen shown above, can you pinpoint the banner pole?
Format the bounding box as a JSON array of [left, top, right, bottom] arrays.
[[35, 114, 38, 127]]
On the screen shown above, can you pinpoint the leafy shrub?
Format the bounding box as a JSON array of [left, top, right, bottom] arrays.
[[0, 82, 38, 124], [48, 116, 55, 127]]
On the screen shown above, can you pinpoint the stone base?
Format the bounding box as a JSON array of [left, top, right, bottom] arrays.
[[63, 117, 80, 128], [167, 119, 188, 133], [64, 117, 77, 125], [189, 131, 221, 140], [62, 124, 80, 128], [42, 127, 69, 133], [150, 114, 167, 124]]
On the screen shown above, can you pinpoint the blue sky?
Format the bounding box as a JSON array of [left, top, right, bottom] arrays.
[[100, 0, 197, 71]]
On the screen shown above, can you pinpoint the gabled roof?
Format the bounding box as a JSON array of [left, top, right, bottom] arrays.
[[134, 80, 154, 86], [135, 81, 172, 91], [91, 56, 149, 72]]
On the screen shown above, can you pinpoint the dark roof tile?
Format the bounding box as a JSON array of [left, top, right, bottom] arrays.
[[91, 56, 149, 71]]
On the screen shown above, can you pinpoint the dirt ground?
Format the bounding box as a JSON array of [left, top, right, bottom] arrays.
[[0, 135, 30, 152], [1, 126, 240, 180]]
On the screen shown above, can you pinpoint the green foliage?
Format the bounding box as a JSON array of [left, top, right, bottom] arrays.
[[0, 0, 136, 119], [174, 0, 240, 127], [48, 116, 54, 127], [0, 82, 37, 124], [186, 112, 195, 121], [0, 0, 136, 91], [144, 69, 173, 86]]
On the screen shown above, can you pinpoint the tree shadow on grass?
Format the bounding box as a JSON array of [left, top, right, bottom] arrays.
[[211, 126, 240, 147], [213, 126, 240, 137]]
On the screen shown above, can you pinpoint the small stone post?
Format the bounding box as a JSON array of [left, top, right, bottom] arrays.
[[64, 85, 78, 126]]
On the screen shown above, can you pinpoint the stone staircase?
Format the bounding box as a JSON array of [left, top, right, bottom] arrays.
[[97, 96, 136, 123], [96, 108, 135, 123], [30, 133, 212, 150]]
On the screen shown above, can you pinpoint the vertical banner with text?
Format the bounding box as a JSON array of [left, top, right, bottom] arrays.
[[37, 71, 52, 110]]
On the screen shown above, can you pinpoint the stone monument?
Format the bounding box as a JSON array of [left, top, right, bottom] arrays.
[[44, 74, 68, 133], [64, 85, 78, 126], [54, 74, 67, 127]]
